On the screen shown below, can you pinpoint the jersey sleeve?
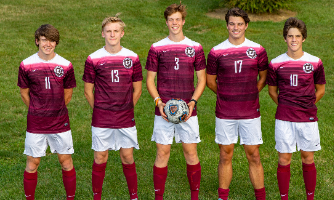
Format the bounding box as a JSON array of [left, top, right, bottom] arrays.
[[266, 62, 277, 86], [63, 63, 76, 88], [82, 56, 96, 83], [132, 56, 143, 82], [314, 59, 326, 85], [206, 48, 218, 75], [145, 45, 159, 72], [17, 62, 29, 88], [257, 47, 269, 71], [194, 45, 206, 71]]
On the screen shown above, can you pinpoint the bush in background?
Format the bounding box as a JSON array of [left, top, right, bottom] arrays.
[[220, 0, 296, 14]]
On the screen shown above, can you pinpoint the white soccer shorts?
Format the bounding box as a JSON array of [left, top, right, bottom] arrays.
[[151, 115, 201, 145], [24, 130, 74, 157], [215, 117, 263, 145], [275, 119, 321, 153], [92, 126, 139, 151]]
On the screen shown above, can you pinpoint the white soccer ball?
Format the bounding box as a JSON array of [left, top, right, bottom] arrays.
[[164, 99, 189, 124]]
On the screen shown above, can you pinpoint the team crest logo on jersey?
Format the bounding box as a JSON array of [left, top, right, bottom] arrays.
[[246, 48, 257, 59], [54, 66, 64, 77], [123, 58, 133, 69], [185, 47, 195, 57], [303, 63, 314, 73]]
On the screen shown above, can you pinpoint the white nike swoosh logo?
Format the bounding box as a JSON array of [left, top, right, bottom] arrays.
[[281, 194, 287, 196], [25, 195, 31, 197]]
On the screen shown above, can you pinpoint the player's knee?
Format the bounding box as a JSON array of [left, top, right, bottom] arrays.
[[120, 154, 134, 164], [278, 157, 291, 166], [26, 162, 39, 173], [156, 150, 170, 161], [60, 157, 74, 171]]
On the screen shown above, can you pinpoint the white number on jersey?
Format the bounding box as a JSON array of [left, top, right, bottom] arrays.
[[174, 57, 179, 70], [111, 70, 119, 82], [45, 77, 51, 89], [234, 60, 243, 73], [290, 74, 298, 86]]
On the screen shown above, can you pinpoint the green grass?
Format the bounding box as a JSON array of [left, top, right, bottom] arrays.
[[1, 0, 333, 199]]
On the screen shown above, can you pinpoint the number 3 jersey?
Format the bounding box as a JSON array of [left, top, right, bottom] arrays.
[[82, 47, 143, 129], [145, 37, 206, 116], [207, 39, 268, 119], [17, 53, 76, 134], [267, 52, 326, 122]]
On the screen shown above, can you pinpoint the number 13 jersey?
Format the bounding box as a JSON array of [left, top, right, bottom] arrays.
[[83, 47, 143, 129], [207, 39, 268, 120]]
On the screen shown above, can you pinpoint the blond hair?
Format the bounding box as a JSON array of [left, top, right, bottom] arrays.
[[101, 13, 126, 31]]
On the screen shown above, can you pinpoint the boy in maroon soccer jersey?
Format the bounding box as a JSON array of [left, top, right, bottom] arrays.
[[83, 14, 142, 200], [267, 17, 326, 200], [206, 8, 268, 200], [145, 3, 206, 200], [18, 24, 77, 200]]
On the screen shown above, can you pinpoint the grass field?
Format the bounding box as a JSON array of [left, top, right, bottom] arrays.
[[1, 0, 333, 199]]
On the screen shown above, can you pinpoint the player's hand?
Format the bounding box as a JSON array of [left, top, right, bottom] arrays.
[[157, 100, 168, 122], [185, 101, 196, 122]]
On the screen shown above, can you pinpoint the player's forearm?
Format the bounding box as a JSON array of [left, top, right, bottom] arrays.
[[146, 72, 160, 100], [257, 80, 266, 92], [314, 84, 325, 104], [20, 88, 30, 107], [84, 92, 94, 109], [64, 88, 73, 106], [268, 86, 279, 105], [132, 81, 142, 107], [206, 74, 217, 94], [192, 78, 206, 101]]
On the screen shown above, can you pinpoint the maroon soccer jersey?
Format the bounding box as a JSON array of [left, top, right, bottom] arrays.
[[83, 47, 143, 128], [17, 53, 76, 133], [267, 52, 326, 122], [145, 37, 206, 116], [207, 39, 268, 119]]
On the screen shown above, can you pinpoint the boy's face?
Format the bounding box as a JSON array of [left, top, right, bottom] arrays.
[[227, 16, 248, 41], [35, 36, 56, 57], [285, 27, 305, 53], [102, 22, 124, 48], [166, 12, 185, 36]]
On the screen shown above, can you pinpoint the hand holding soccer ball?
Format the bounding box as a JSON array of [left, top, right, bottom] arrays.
[[164, 99, 190, 124]]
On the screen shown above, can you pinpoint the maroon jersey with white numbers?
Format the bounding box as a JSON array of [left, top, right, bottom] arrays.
[[145, 37, 206, 116], [267, 52, 326, 122], [207, 39, 268, 119], [83, 47, 143, 128], [17, 53, 76, 134]]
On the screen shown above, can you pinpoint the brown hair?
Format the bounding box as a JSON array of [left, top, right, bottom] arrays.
[[102, 13, 126, 31], [225, 7, 250, 24], [283, 17, 307, 39], [164, 2, 187, 20], [35, 24, 60, 46]]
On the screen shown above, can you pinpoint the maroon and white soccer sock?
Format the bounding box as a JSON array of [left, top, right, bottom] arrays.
[[153, 165, 168, 200], [92, 161, 107, 200], [122, 162, 138, 200], [62, 167, 76, 200], [277, 163, 290, 200], [218, 188, 229, 200], [254, 187, 266, 200], [23, 170, 37, 200], [302, 162, 316, 200], [186, 162, 201, 200]]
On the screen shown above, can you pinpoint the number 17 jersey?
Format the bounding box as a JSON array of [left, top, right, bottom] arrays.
[[207, 39, 268, 119]]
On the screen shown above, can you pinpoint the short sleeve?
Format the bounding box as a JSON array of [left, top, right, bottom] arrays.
[[257, 47, 269, 71], [194, 45, 206, 71], [266, 62, 277, 86], [145, 46, 159, 72], [82, 56, 96, 83], [206, 49, 218, 75], [314, 59, 326, 85], [63, 63, 76, 88], [17, 62, 29, 88], [132, 56, 143, 82]]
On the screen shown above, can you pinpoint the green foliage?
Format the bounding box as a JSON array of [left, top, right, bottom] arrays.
[[221, 0, 295, 13]]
